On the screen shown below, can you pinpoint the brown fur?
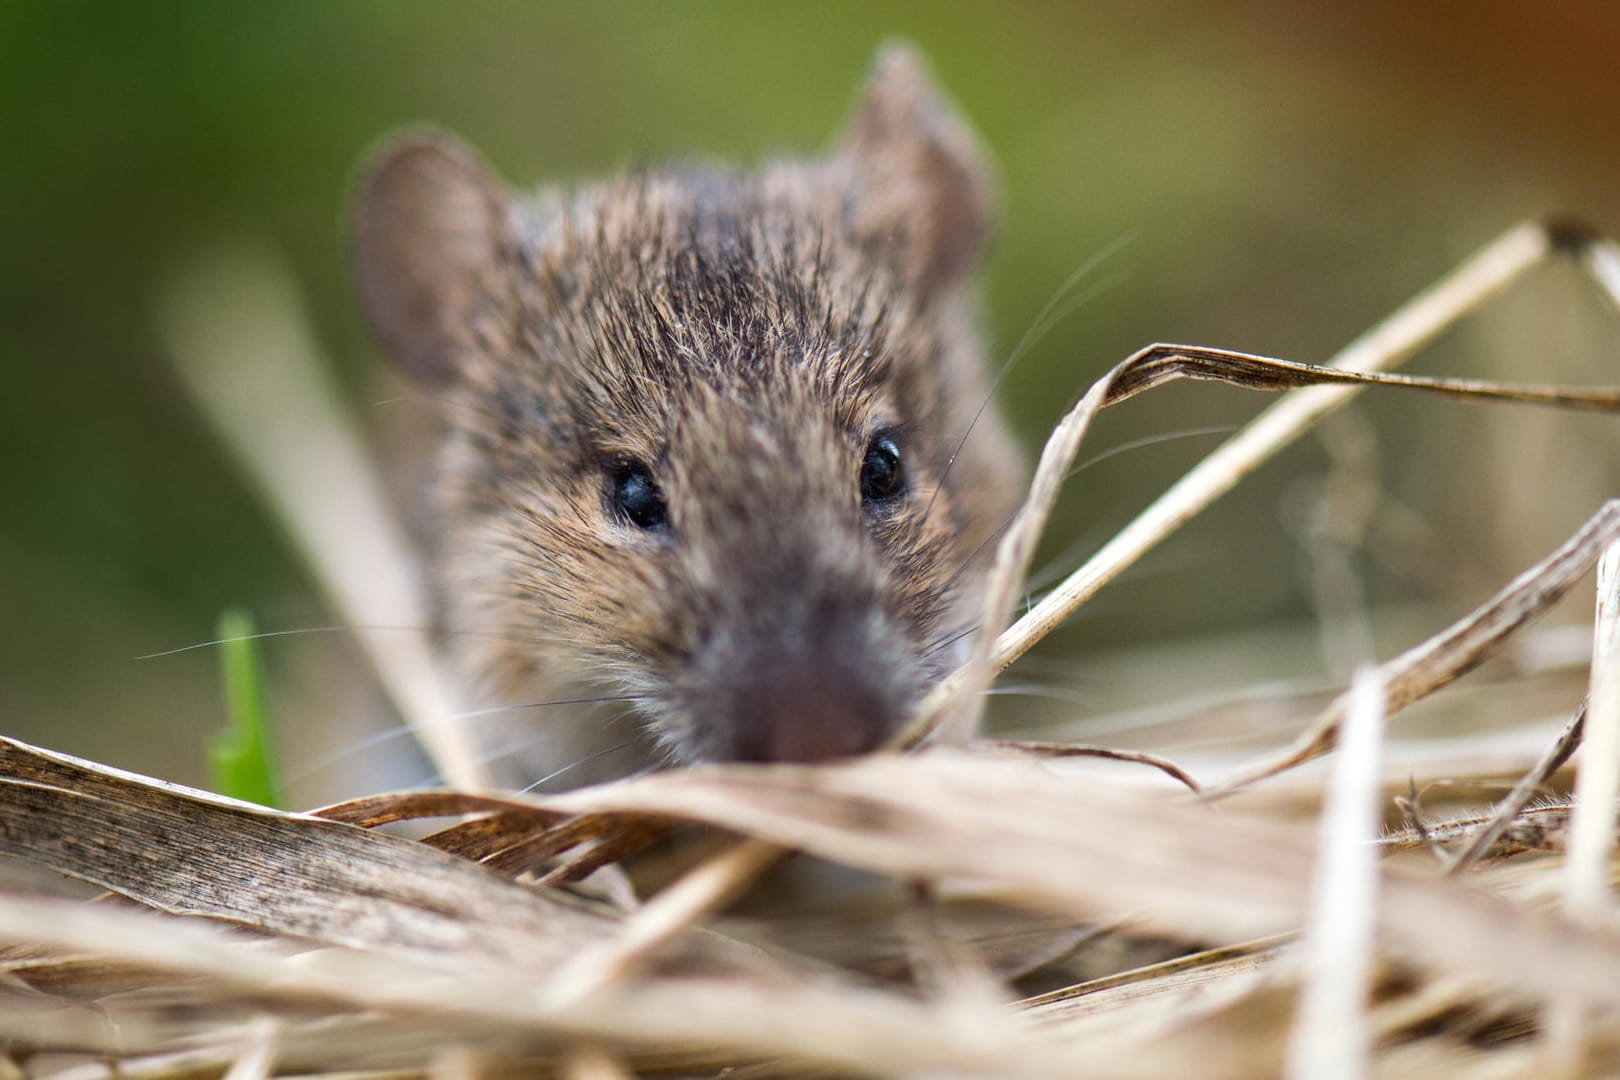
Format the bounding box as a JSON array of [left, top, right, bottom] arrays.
[[354, 46, 1023, 781]]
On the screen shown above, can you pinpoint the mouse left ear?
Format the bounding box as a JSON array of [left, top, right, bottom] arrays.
[[838, 43, 996, 297], [352, 130, 515, 387]]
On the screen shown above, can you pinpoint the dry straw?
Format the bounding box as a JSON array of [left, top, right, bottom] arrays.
[[4, 217, 1620, 1078]]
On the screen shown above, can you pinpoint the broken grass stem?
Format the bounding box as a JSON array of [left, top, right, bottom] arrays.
[[1286, 664, 1385, 1080], [1563, 538, 1620, 917]]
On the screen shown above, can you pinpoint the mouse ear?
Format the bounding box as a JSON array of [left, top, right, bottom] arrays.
[[353, 131, 512, 386], [839, 43, 996, 296]]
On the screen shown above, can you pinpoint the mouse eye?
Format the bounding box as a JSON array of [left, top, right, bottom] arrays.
[[859, 435, 906, 504], [607, 461, 669, 531]]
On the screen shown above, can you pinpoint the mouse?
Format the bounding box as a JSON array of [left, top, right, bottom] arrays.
[[352, 44, 1023, 785]]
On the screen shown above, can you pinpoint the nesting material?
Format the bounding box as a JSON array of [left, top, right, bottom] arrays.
[[5, 219, 1620, 1078]]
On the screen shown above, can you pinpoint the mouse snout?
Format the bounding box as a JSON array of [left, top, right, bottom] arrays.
[[688, 600, 918, 765], [726, 657, 896, 764]]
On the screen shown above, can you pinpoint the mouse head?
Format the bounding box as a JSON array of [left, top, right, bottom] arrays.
[[354, 45, 1023, 767]]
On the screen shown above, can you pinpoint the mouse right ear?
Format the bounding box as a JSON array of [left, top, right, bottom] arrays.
[[353, 131, 513, 386], [838, 43, 996, 300]]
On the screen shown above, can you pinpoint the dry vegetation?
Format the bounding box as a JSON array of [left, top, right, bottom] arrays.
[[4, 218, 1620, 1078]]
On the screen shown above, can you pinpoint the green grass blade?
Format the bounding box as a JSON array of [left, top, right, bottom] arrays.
[[209, 608, 284, 808]]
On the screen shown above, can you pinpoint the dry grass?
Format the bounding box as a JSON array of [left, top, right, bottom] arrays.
[[4, 218, 1620, 1078]]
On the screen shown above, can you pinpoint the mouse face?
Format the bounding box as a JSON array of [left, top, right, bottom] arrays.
[[355, 46, 1023, 772]]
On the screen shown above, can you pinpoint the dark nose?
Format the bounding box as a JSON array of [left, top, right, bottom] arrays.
[[682, 542, 920, 764], [725, 656, 898, 763]]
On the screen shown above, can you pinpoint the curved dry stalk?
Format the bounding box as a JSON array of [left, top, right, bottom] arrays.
[[896, 220, 1614, 755]]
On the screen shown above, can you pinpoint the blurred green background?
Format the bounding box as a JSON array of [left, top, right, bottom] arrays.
[[3, 2, 1618, 801]]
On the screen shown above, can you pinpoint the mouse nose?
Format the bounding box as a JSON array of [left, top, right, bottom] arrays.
[[692, 594, 917, 764], [726, 661, 898, 764], [673, 525, 925, 765]]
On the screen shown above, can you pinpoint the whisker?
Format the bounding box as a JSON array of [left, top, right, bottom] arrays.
[[981, 683, 1099, 707], [136, 626, 384, 659], [135, 622, 570, 660], [378, 713, 649, 794], [1002, 654, 1111, 679], [284, 737, 436, 789], [926, 623, 980, 659], [614, 762, 664, 784], [1026, 529, 1213, 604], [1004, 269, 1132, 373], [520, 737, 643, 793], [1017, 426, 1240, 595], [929, 420, 1232, 613], [285, 693, 648, 785], [935, 512, 1019, 603], [1063, 425, 1238, 482], [924, 232, 1137, 521], [453, 694, 650, 721]]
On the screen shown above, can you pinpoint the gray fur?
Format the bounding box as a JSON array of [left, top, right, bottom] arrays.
[[354, 45, 1023, 781]]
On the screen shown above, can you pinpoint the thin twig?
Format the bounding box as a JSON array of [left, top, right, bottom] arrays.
[[976, 739, 1201, 794], [1445, 701, 1586, 875]]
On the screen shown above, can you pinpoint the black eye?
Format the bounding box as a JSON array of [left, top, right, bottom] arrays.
[[860, 436, 905, 504], [608, 461, 668, 531]]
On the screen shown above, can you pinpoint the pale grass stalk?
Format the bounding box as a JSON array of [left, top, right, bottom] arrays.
[[0, 892, 1069, 1077], [1286, 665, 1385, 1080], [1545, 540, 1620, 1070], [1556, 539, 1618, 918], [158, 244, 492, 790], [540, 837, 786, 1008], [220, 1016, 280, 1080], [428, 1045, 487, 1080]]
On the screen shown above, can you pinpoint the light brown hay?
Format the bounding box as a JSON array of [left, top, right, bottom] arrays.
[[3, 218, 1620, 1078]]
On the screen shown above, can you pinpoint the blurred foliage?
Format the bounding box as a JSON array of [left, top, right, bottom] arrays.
[[3, 1, 1618, 795]]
